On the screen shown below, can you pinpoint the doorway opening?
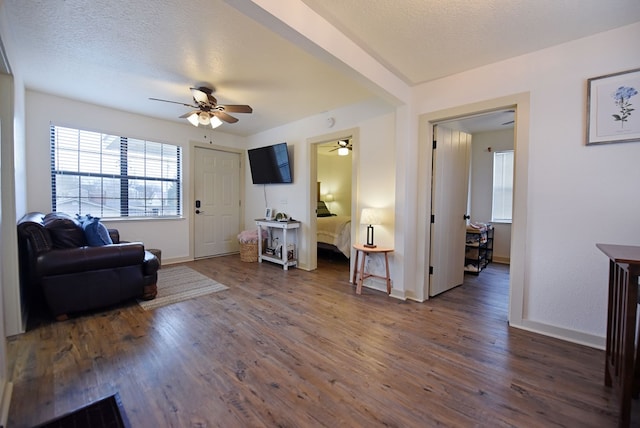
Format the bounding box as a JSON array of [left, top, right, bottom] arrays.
[[419, 92, 530, 326], [316, 139, 352, 267], [307, 128, 359, 279], [429, 112, 514, 299]]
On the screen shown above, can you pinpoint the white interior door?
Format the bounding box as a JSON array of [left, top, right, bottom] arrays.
[[429, 124, 472, 296], [194, 147, 241, 258]]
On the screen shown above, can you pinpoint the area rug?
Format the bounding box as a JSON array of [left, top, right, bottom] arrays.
[[138, 266, 229, 311], [34, 393, 130, 428]]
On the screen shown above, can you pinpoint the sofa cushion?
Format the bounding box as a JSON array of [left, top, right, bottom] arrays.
[[44, 213, 87, 248], [77, 214, 113, 246]]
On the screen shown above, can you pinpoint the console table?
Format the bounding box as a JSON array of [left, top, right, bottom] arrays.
[[596, 243, 640, 427], [256, 219, 300, 270], [352, 244, 393, 295]]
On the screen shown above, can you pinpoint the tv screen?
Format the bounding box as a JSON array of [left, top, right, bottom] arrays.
[[248, 142, 293, 184]]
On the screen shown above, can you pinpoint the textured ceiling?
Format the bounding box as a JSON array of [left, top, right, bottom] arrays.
[[301, 0, 640, 85], [3, 0, 640, 136], [2, 0, 379, 136]]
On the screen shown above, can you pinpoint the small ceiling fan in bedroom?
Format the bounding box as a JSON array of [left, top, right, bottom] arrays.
[[149, 86, 253, 129], [329, 139, 352, 156]]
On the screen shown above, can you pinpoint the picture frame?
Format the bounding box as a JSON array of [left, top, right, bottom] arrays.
[[264, 207, 275, 220], [586, 68, 640, 145]]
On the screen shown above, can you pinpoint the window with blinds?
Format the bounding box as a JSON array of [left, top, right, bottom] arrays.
[[491, 150, 514, 223], [50, 125, 182, 218]]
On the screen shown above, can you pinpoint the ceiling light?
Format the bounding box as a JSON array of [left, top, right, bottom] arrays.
[[186, 112, 222, 129], [197, 112, 210, 125], [338, 147, 349, 156], [209, 116, 223, 129], [186, 113, 199, 127]]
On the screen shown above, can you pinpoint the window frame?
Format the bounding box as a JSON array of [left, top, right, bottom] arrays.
[[491, 149, 514, 224], [50, 125, 182, 219]]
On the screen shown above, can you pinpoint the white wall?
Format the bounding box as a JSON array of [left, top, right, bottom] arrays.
[[244, 99, 395, 277], [470, 129, 513, 263], [413, 22, 640, 345], [318, 152, 351, 216], [25, 91, 247, 262]]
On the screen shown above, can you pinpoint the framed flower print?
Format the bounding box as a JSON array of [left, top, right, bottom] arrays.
[[586, 68, 640, 145]]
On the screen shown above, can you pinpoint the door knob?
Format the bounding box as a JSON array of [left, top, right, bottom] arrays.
[[463, 214, 470, 220], [196, 209, 205, 214]]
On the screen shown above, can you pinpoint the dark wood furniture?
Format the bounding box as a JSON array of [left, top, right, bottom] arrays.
[[596, 243, 640, 427]]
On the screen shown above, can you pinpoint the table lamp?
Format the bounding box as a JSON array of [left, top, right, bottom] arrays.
[[360, 208, 381, 248]]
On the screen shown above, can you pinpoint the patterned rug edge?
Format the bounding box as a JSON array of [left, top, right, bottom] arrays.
[[137, 266, 229, 311]]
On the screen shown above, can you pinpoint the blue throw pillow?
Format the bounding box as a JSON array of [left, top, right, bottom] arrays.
[[78, 214, 113, 246]]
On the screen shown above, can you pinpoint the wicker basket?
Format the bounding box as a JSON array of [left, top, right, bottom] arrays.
[[239, 241, 259, 262]]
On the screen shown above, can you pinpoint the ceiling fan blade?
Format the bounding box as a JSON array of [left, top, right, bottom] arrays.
[[220, 104, 253, 114], [213, 111, 239, 123], [179, 110, 200, 119], [149, 97, 195, 108], [328, 147, 338, 152]]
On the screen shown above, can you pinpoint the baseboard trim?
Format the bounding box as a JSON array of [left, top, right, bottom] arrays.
[[163, 256, 194, 265], [510, 319, 605, 350]]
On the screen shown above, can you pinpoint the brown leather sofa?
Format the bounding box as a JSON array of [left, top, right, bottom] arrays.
[[17, 212, 159, 320]]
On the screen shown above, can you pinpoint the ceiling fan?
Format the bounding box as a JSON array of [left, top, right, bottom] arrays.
[[149, 86, 253, 129], [329, 139, 352, 156]]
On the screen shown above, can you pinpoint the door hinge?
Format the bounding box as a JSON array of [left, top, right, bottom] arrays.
[[430, 214, 435, 223], [432, 140, 437, 149], [429, 266, 433, 275]]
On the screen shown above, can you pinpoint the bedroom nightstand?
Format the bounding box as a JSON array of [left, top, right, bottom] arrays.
[[352, 244, 393, 295]]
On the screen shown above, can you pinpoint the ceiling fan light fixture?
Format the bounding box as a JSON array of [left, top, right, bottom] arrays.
[[187, 112, 200, 127], [338, 147, 349, 156], [209, 115, 223, 129], [197, 112, 210, 126]]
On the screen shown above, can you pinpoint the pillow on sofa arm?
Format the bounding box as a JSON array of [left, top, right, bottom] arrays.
[[44, 212, 87, 248], [76, 214, 113, 246]]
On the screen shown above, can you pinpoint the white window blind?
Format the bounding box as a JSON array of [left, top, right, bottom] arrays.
[[50, 125, 182, 218], [491, 150, 514, 223]]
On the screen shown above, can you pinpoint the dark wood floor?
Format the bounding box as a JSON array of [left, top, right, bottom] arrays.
[[7, 255, 636, 427]]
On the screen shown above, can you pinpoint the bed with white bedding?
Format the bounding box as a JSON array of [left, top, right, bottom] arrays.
[[316, 201, 351, 258]]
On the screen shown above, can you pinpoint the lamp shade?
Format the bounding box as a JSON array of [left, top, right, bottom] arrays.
[[337, 147, 349, 156], [360, 208, 381, 225], [187, 112, 200, 127], [186, 112, 223, 128], [209, 115, 223, 129], [325, 193, 334, 202]]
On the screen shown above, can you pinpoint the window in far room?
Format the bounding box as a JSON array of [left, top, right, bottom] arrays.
[[50, 125, 182, 218], [491, 150, 514, 223]]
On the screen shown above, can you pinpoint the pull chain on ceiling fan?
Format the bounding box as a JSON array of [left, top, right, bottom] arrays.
[[149, 86, 253, 129]]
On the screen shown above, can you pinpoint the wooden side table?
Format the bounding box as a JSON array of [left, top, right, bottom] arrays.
[[596, 243, 640, 427], [352, 244, 393, 295]]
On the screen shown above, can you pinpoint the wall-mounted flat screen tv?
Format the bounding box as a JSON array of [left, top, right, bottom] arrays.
[[247, 142, 293, 184]]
